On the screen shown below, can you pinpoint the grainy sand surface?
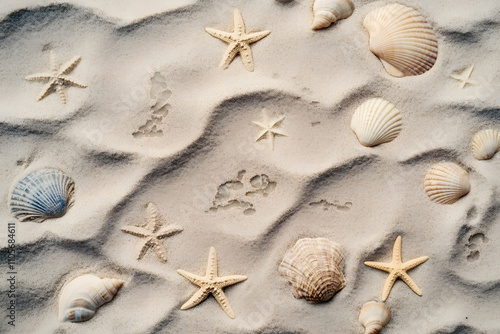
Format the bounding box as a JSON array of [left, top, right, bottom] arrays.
[[1, 0, 500, 333]]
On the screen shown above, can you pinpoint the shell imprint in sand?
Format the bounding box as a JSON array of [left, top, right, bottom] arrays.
[[10, 169, 75, 223], [424, 162, 470, 204], [363, 4, 438, 77], [359, 301, 391, 334], [278, 238, 346, 303], [472, 129, 500, 160], [311, 0, 354, 30], [350, 98, 402, 147], [59, 274, 124, 322]]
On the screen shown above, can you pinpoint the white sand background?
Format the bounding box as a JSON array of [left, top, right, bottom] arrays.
[[1, 0, 500, 333]]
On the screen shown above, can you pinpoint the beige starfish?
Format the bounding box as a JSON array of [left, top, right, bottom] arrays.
[[121, 203, 183, 262], [25, 50, 87, 104], [364, 236, 428, 301], [450, 65, 478, 89], [177, 247, 247, 319], [205, 9, 270, 72], [252, 109, 287, 150]]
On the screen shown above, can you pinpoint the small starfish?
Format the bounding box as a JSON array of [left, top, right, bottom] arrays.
[[364, 236, 428, 301], [252, 109, 287, 150], [205, 9, 271, 72], [450, 65, 478, 89], [25, 50, 87, 104], [177, 247, 247, 319], [121, 203, 183, 262]]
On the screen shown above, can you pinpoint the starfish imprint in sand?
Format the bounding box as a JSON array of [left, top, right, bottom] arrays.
[[253, 109, 287, 150], [25, 50, 87, 104], [450, 65, 478, 89], [177, 247, 247, 319], [364, 235, 428, 301], [121, 202, 183, 262], [205, 9, 270, 72]]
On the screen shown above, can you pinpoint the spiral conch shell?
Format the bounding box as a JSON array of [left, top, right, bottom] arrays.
[[59, 274, 124, 322], [359, 301, 391, 334], [472, 129, 500, 160], [424, 163, 470, 204], [351, 98, 402, 147], [278, 238, 346, 303], [312, 0, 355, 30], [363, 4, 438, 77]]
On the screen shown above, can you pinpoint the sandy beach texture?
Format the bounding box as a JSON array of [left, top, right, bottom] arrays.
[[1, 0, 500, 333]]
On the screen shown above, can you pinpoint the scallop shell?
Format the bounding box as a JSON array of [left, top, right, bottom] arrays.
[[278, 238, 346, 303], [359, 301, 391, 334], [350, 98, 403, 147], [472, 129, 500, 160], [424, 163, 470, 204], [363, 4, 438, 77], [10, 169, 75, 223], [312, 0, 354, 30], [59, 274, 124, 322]]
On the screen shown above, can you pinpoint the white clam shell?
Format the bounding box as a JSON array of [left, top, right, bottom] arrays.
[[359, 301, 391, 334], [278, 238, 346, 303], [10, 169, 75, 223], [312, 0, 354, 30], [363, 4, 438, 77], [472, 129, 500, 160], [424, 163, 470, 204], [351, 98, 403, 147], [59, 274, 124, 322]]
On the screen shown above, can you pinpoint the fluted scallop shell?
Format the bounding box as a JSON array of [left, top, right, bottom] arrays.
[[351, 98, 402, 147], [312, 0, 354, 30], [59, 274, 124, 322], [424, 163, 470, 204], [10, 169, 75, 223], [359, 301, 391, 334], [363, 4, 438, 77], [472, 129, 500, 160], [278, 238, 345, 303]]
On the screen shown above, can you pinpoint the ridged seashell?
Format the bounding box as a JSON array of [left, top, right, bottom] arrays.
[[359, 301, 391, 334], [350, 98, 403, 147], [363, 4, 438, 77], [312, 0, 355, 30], [10, 169, 75, 223], [472, 129, 500, 160], [424, 163, 470, 204], [59, 274, 124, 322], [278, 238, 346, 303]]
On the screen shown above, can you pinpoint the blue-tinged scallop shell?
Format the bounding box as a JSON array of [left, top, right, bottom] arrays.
[[10, 169, 75, 223]]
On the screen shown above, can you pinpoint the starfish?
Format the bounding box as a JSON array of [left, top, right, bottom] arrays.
[[177, 247, 247, 319], [205, 9, 270, 72], [121, 202, 183, 262], [450, 65, 478, 89], [25, 50, 87, 104], [364, 236, 428, 301], [252, 109, 287, 150]]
